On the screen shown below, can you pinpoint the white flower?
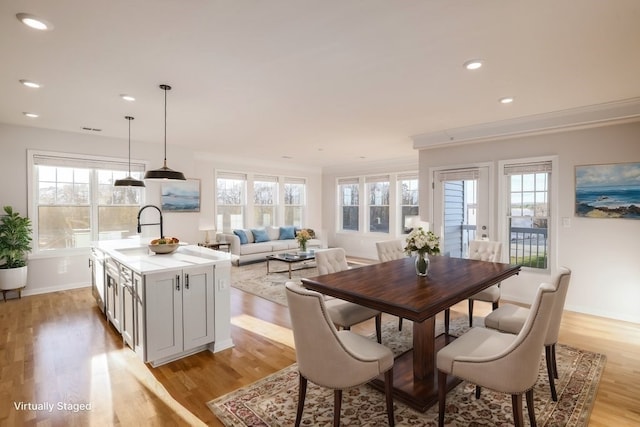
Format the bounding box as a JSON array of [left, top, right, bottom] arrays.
[[405, 227, 440, 256]]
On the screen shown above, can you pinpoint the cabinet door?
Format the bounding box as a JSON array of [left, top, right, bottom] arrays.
[[121, 283, 135, 349], [105, 259, 121, 332], [133, 273, 144, 356], [182, 265, 215, 350], [90, 249, 105, 313], [144, 271, 183, 362]]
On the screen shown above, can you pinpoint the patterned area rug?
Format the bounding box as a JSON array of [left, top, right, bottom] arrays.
[[231, 260, 362, 306], [209, 319, 605, 426]]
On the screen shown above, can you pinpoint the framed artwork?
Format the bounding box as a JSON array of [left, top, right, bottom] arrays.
[[575, 162, 640, 219], [161, 179, 201, 212]]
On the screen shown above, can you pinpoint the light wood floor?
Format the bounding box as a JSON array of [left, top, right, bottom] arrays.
[[0, 283, 638, 426]]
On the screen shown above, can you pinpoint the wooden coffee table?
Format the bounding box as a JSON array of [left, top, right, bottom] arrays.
[[266, 252, 316, 279]]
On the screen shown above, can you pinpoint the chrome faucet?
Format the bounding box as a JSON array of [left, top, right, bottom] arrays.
[[137, 204, 163, 238]]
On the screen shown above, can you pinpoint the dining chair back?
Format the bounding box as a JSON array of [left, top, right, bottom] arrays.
[[375, 239, 407, 331], [286, 282, 395, 426], [316, 247, 350, 274], [467, 240, 502, 326], [375, 240, 405, 262], [314, 247, 382, 343]]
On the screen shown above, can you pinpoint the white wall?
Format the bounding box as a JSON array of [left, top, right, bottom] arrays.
[[417, 121, 640, 323], [0, 123, 323, 296]]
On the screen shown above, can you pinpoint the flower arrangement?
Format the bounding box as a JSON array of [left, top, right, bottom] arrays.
[[404, 227, 440, 256], [296, 229, 312, 251]]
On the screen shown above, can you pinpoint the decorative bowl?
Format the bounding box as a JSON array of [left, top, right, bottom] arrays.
[[148, 243, 179, 254]]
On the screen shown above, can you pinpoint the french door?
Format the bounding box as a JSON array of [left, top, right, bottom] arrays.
[[432, 166, 491, 258]]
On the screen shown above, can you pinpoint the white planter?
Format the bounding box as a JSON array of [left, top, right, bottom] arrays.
[[0, 266, 28, 291]]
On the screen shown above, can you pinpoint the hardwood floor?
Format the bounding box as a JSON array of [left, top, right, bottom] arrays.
[[0, 283, 638, 426]]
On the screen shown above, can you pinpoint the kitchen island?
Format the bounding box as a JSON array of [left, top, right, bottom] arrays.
[[90, 238, 233, 366]]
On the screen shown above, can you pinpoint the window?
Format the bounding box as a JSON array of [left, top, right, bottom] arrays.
[[505, 161, 552, 270], [253, 175, 277, 227], [216, 172, 246, 231], [366, 176, 390, 233], [284, 178, 305, 227], [338, 178, 359, 231], [31, 151, 144, 251], [398, 175, 419, 233]]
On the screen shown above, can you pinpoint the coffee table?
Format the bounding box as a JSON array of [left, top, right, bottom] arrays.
[[266, 252, 316, 279]]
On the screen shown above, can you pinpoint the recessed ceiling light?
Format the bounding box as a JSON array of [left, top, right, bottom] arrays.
[[120, 94, 135, 102], [281, 155, 292, 159], [463, 59, 483, 70], [499, 97, 514, 104], [19, 79, 42, 88], [16, 13, 54, 31], [23, 112, 39, 118]]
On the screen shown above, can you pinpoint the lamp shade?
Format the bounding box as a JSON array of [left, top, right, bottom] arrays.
[[144, 163, 186, 180]]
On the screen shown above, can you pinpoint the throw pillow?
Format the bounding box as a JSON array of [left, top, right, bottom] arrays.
[[279, 225, 296, 240], [251, 228, 270, 243], [233, 229, 248, 244]]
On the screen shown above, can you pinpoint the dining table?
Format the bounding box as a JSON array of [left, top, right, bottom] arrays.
[[301, 255, 521, 412]]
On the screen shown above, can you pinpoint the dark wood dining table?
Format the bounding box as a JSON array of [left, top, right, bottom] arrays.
[[301, 255, 521, 411]]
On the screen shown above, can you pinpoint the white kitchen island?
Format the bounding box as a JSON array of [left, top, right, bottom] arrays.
[[90, 238, 233, 367]]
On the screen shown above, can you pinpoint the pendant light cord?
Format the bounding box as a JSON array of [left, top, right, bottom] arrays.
[[164, 87, 167, 163], [128, 117, 132, 175]]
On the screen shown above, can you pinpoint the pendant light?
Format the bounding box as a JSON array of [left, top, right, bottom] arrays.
[[144, 84, 186, 181], [114, 116, 145, 187]]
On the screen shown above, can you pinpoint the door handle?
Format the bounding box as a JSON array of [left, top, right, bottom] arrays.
[[176, 275, 180, 291], [185, 274, 189, 290]]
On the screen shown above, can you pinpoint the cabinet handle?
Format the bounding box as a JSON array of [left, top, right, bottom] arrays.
[[185, 274, 189, 289], [176, 275, 180, 291]]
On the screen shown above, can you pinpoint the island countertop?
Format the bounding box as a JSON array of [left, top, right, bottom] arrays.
[[92, 237, 232, 274]]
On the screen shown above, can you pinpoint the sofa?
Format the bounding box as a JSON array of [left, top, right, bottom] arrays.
[[218, 226, 322, 265]]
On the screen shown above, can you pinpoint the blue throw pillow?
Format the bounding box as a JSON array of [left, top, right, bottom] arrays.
[[233, 229, 248, 244], [279, 226, 296, 240], [251, 228, 270, 243]]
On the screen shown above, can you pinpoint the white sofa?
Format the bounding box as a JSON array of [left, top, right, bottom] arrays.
[[218, 226, 322, 265]]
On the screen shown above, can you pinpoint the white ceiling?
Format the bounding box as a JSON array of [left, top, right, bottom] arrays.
[[1, 0, 639, 168]]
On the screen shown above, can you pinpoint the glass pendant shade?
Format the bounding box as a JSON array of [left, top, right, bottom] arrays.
[[114, 116, 145, 187], [144, 84, 186, 181]]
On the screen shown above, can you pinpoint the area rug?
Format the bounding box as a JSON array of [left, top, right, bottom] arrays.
[[231, 261, 362, 307], [209, 319, 605, 426]]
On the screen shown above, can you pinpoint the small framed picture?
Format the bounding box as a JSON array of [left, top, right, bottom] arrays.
[[161, 179, 201, 212]]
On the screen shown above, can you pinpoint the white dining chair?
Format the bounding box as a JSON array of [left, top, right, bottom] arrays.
[[484, 267, 572, 401], [437, 278, 560, 427], [286, 282, 395, 426], [315, 248, 382, 343]]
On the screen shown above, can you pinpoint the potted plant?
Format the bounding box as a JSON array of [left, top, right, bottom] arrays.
[[0, 206, 33, 300]]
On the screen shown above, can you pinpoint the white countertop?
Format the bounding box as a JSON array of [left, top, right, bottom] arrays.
[[92, 237, 232, 274]]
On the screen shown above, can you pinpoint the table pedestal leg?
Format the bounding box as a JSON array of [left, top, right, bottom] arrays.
[[413, 316, 435, 380]]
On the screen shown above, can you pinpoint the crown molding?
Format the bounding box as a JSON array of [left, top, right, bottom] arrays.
[[411, 97, 640, 149]]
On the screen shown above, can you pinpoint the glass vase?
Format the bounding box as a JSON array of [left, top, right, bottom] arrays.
[[415, 253, 430, 276], [299, 242, 307, 253]]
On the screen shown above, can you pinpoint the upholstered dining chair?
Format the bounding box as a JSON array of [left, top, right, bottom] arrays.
[[436, 279, 560, 427], [315, 248, 382, 343], [467, 240, 502, 327], [285, 282, 395, 427], [375, 240, 406, 331], [484, 267, 572, 401]]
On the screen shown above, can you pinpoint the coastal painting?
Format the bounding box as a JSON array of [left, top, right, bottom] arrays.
[[161, 179, 200, 212], [575, 162, 640, 219]]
